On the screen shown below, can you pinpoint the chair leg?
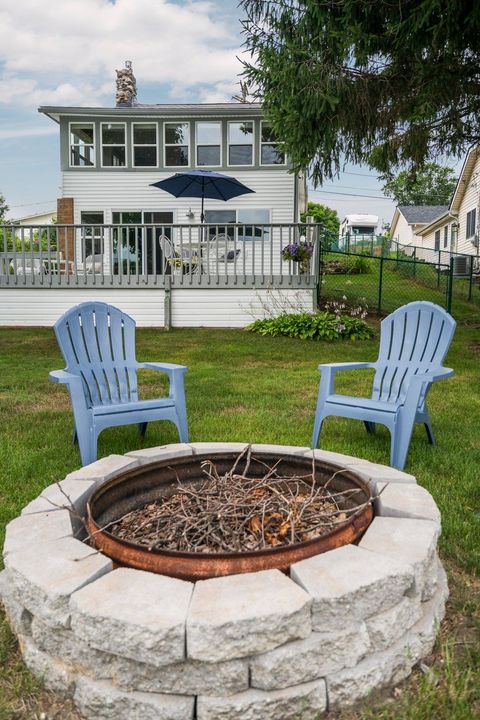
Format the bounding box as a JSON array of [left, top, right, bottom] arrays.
[[364, 421, 376, 434], [72, 428, 78, 445], [424, 418, 436, 445], [390, 417, 415, 471], [138, 422, 148, 438], [77, 427, 97, 467], [311, 413, 325, 449], [174, 402, 189, 443]]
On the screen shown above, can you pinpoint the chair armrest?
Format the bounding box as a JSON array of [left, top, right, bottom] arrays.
[[138, 362, 188, 377], [318, 362, 374, 372], [138, 363, 188, 403], [49, 369, 83, 385], [414, 367, 454, 382]]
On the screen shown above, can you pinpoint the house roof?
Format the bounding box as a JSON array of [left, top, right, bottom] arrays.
[[397, 205, 449, 224], [39, 103, 264, 123], [414, 210, 457, 237]]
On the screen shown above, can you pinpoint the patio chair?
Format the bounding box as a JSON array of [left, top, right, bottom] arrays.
[[11, 258, 45, 275], [49, 301, 189, 466], [312, 301, 456, 469], [76, 254, 103, 274], [207, 234, 244, 274]]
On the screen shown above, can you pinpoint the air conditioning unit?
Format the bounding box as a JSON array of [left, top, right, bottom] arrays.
[[452, 255, 469, 276]]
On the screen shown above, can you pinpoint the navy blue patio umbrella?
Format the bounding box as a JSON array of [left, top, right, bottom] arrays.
[[150, 169, 255, 222]]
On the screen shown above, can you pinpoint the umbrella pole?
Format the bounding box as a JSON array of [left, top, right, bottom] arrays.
[[200, 184, 205, 223]]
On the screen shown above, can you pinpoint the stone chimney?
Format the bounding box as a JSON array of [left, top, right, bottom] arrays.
[[115, 60, 137, 107]]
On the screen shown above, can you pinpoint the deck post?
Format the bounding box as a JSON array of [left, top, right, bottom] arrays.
[[164, 275, 172, 329]]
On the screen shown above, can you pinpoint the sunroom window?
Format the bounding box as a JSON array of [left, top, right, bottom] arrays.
[[260, 122, 285, 165], [101, 123, 126, 167], [133, 123, 157, 167], [196, 122, 221, 166], [164, 123, 189, 166], [70, 123, 95, 166], [228, 122, 254, 165]]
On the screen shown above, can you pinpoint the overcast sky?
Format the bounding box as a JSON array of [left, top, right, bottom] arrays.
[[0, 0, 397, 223]]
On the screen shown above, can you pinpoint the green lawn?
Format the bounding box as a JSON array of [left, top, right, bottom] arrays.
[[0, 318, 479, 718]]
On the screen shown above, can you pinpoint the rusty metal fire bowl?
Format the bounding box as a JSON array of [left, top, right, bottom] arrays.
[[86, 451, 373, 581]]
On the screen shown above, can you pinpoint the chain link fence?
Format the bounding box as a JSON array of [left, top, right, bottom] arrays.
[[317, 249, 453, 317]]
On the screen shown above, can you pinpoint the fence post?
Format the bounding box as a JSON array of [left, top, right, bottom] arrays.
[[412, 247, 416, 278], [377, 256, 384, 316], [315, 223, 322, 309], [468, 255, 474, 301], [447, 257, 454, 315]]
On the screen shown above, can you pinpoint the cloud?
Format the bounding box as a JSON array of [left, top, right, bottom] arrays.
[[0, 0, 243, 108], [0, 126, 58, 139]]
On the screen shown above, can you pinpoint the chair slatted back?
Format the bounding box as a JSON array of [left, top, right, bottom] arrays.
[[372, 302, 456, 406], [54, 302, 138, 407]]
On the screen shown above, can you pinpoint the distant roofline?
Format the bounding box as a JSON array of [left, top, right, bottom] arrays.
[[38, 102, 264, 123]]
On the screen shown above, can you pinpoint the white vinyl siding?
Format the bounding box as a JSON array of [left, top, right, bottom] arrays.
[[0, 288, 314, 327], [456, 152, 480, 254], [63, 169, 296, 224]]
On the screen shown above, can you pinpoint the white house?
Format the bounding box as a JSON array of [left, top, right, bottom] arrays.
[[409, 147, 480, 265], [9, 210, 56, 226], [0, 65, 314, 328], [389, 205, 449, 248]]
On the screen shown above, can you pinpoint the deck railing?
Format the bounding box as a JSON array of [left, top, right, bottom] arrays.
[[0, 223, 321, 289]]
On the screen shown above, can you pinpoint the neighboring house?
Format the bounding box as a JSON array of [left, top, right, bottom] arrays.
[[400, 146, 480, 261], [389, 205, 448, 248], [446, 146, 480, 256], [9, 210, 56, 226]]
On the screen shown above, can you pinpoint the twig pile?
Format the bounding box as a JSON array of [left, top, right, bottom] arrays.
[[109, 447, 370, 554]]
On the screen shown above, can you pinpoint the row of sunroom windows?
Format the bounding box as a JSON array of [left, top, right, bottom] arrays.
[[70, 121, 285, 168]]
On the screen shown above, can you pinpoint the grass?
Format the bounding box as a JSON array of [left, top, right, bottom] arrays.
[[322, 252, 480, 320], [0, 311, 479, 717]]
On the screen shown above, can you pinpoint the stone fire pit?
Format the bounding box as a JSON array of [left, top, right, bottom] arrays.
[[0, 443, 447, 720]]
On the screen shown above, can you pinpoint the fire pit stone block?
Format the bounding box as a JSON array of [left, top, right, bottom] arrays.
[[197, 678, 327, 720], [250, 623, 370, 690], [21, 636, 76, 695], [365, 595, 422, 652], [31, 615, 117, 680], [3, 509, 74, 556], [69, 567, 193, 667], [65, 454, 141, 484], [74, 676, 195, 720], [126, 443, 193, 465], [113, 656, 249, 696], [290, 544, 415, 628], [375, 482, 441, 525], [0, 570, 33, 636], [358, 517, 441, 599], [187, 569, 312, 662], [4, 537, 113, 627], [21, 478, 97, 516]]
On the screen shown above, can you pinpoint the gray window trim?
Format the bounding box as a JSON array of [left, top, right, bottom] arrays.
[[195, 121, 222, 168], [131, 122, 159, 168], [69, 121, 96, 168], [100, 122, 127, 169], [259, 120, 286, 166], [163, 121, 191, 169], [227, 121, 255, 168]]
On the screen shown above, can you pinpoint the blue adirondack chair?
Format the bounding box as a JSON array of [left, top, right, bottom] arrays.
[[312, 301, 456, 469], [49, 302, 189, 466]]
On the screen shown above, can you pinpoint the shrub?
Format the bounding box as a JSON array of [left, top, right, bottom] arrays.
[[323, 254, 372, 275], [247, 311, 374, 341]]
